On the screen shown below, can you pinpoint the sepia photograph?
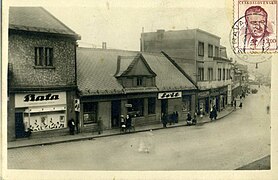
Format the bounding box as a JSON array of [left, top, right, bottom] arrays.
[[2, 0, 278, 179]]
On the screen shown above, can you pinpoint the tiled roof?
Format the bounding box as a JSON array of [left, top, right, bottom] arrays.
[[9, 7, 80, 39], [77, 48, 196, 96]]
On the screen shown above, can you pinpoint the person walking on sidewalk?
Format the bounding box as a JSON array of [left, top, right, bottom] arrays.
[[68, 118, 75, 135], [239, 96, 243, 109], [213, 105, 217, 120], [234, 100, 237, 110], [209, 107, 214, 121], [161, 113, 167, 128], [120, 115, 126, 132], [97, 117, 103, 134]]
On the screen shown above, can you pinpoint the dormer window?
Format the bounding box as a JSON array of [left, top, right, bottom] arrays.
[[136, 77, 143, 86]]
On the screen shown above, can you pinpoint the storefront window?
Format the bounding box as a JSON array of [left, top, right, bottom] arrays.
[[83, 102, 98, 124], [27, 111, 67, 132], [127, 99, 144, 117], [182, 96, 191, 112], [148, 97, 156, 114]]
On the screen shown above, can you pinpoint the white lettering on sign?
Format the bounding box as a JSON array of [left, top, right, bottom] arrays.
[[158, 92, 182, 99], [15, 92, 67, 108]]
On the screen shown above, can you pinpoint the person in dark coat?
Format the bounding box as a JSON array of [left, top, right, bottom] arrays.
[[162, 113, 167, 128], [213, 105, 217, 120], [126, 114, 132, 132], [68, 118, 75, 135], [175, 111, 179, 123], [186, 112, 192, 125]]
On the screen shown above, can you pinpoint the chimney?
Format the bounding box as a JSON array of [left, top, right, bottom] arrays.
[[102, 42, 107, 49], [141, 27, 145, 52]]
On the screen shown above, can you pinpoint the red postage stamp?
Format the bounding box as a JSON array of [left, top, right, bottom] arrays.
[[232, 0, 277, 53]]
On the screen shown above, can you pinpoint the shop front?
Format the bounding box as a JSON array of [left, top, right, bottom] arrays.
[[197, 90, 210, 114], [14, 92, 68, 138]]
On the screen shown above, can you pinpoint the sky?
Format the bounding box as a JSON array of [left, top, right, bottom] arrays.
[[7, 0, 273, 76]]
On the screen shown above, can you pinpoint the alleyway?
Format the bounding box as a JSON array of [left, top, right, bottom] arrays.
[[8, 86, 270, 170]]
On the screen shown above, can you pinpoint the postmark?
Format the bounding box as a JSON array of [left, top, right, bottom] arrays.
[[232, 0, 277, 57]]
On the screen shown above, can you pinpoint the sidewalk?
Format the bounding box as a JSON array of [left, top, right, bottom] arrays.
[[8, 107, 234, 149]]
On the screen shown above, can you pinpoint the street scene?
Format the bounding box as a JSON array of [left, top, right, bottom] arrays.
[[8, 85, 270, 170], [5, 0, 273, 175]]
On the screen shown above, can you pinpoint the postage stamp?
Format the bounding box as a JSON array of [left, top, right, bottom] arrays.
[[232, 0, 277, 54]]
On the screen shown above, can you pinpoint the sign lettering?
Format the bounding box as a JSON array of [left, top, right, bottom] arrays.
[[158, 92, 182, 99]]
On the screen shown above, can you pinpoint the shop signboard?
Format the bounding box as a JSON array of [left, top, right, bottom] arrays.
[[158, 91, 182, 99], [15, 92, 66, 108], [198, 91, 210, 98]]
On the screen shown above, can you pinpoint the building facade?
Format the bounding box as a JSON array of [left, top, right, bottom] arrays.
[[8, 7, 80, 141], [141, 29, 232, 114], [76, 48, 197, 133]]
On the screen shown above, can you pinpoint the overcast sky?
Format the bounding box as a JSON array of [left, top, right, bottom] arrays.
[[8, 0, 273, 75]]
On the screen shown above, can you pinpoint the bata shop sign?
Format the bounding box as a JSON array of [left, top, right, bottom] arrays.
[[158, 91, 182, 99], [15, 92, 66, 107]]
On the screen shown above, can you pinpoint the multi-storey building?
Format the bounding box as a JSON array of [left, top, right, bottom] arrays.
[[141, 29, 232, 114], [8, 7, 80, 140], [231, 62, 249, 100]]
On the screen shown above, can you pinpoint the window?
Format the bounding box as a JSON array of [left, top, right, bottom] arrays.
[[218, 68, 222, 81], [208, 44, 213, 58], [127, 99, 144, 117], [215, 46, 219, 57], [198, 42, 204, 56], [35, 47, 53, 67], [198, 68, 204, 81], [182, 96, 191, 112], [226, 69, 229, 80], [208, 68, 213, 81], [148, 97, 156, 114], [223, 69, 226, 80], [136, 77, 143, 86], [83, 102, 98, 124]]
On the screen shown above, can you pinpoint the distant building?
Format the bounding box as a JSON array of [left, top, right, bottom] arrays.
[[141, 29, 232, 114], [8, 7, 80, 141], [231, 63, 249, 99], [76, 48, 197, 132]]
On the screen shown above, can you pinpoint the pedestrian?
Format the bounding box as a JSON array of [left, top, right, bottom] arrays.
[[200, 107, 204, 119], [234, 100, 237, 110], [126, 114, 132, 132], [68, 118, 75, 135], [186, 112, 192, 125], [209, 107, 214, 120], [213, 105, 217, 120], [193, 112, 197, 125], [239, 97, 243, 109], [97, 117, 103, 134], [175, 111, 179, 123], [120, 115, 126, 132], [162, 113, 167, 128]]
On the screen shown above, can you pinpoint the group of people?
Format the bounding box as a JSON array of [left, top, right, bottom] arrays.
[[186, 112, 197, 126], [232, 96, 244, 110], [161, 111, 179, 128], [120, 114, 133, 132]]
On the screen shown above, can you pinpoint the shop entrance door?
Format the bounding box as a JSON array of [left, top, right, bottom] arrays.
[[161, 99, 168, 115], [15, 112, 25, 138], [111, 100, 121, 128]]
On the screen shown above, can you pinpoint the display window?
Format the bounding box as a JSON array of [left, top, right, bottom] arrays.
[[127, 99, 144, 117], [24, 111, 67, 132]]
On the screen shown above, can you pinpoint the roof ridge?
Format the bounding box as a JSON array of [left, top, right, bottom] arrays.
[[77, 47, 139, 53]]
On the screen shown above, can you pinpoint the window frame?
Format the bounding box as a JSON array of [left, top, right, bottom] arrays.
[[127, 98, 144, 117], [136, 77, 143, 86], [83, 102, 98, 124], [198, 42, 204, 56], [208, 44, 213, 58], [34, 47, 54, 67], [218, 68, 222, 81], [198, 67, 204, 81], [215, 46, 219, 57]]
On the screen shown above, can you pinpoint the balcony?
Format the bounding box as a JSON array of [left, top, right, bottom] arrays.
[[197, 79, 231, 90]]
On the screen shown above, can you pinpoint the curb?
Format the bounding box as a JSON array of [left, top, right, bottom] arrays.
[[8, 109, 234, 149]]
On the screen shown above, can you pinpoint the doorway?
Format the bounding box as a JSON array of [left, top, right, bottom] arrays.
[[111, 100, 121, 128], [161, 99, 168, 115], [15, 112, 25, 138]]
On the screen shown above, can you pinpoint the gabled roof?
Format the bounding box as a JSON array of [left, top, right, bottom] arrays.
[[77, 48, 196, 96], [9, 7, 80, 39]]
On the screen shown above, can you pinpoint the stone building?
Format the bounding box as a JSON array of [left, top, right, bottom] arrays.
[[76, 48, 197, 133], [8, 7, 80, 140], [141, 29, 232, 114]]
